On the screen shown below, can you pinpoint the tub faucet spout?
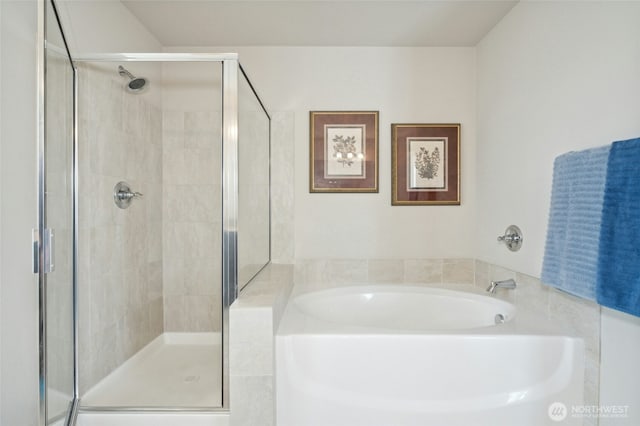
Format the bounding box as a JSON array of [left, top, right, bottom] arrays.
[[486, 278, 516, 294]]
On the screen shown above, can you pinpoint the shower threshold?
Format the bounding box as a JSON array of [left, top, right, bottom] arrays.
[[81, 332, 221, 409]]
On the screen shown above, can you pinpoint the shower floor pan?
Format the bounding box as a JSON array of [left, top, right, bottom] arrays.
[[82, 332, 221, 408]]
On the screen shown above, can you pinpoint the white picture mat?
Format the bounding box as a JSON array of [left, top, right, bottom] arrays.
[[324, 125, 366, 179], [407, 137, 448, 191]]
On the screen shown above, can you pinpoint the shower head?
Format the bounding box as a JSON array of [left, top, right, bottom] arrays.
[[118, 65, 148, 93]]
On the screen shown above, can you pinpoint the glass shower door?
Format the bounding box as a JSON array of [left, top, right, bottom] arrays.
[[40, 0, 77, 424], [237, 67, 271, 290]]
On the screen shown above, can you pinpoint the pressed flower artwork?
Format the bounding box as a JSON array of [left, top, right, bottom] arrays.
[[310, 111, 378, 193], [392, 124, 460, 205]]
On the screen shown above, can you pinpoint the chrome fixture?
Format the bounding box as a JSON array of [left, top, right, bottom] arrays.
[[118, 65, 148, 93], [497, 225, 523, 251], [113, 181, 143, 209], [494, 313, 506, 324], [486, 278, 517, 294]]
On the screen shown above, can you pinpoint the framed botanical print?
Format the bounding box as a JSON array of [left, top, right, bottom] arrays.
[[309, 111, 379, 193], [391, 123, 460, 205]]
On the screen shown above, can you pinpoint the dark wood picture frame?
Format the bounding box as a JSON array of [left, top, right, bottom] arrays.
[[392, 123, 460, 205], [310, 111, 379, 193]]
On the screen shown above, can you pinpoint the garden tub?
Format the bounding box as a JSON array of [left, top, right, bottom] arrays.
[[275, 284, 584, 426]]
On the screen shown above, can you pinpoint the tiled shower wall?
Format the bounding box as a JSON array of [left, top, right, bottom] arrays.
[[161, 110, 221, 332], [77, 63, 224, 392], [293, 257, 601, 423], [77, 64, 164, 393]]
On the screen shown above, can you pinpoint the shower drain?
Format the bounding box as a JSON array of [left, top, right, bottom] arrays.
[[184, 375, 200, 383]]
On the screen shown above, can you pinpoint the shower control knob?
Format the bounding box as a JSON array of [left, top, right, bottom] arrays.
[[113, 181, 143, 209], [116, 190, 143, 201]]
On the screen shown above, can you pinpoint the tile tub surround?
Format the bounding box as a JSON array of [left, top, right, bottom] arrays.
[[270, 112, 295, 264], [77, 63, 164, 393], [229, 264, 294, 426], [293, 258, 476, 291]]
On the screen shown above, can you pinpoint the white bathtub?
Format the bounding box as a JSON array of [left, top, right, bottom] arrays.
[[275, 284, 585, 426]]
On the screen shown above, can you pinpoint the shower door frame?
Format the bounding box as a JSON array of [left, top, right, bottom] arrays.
[[37, 0, 80, 424], [62, 52, 250, 412]]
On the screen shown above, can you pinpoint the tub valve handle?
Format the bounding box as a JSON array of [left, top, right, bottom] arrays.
[[497, 225, 523, 252]]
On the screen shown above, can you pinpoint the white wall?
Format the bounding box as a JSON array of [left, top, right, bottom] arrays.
[[56, 0, 162, 54], [176, 46, 477, 260], [476, 1, 640, 423], [0, 1, 39, 425], [0, 0, 161, 420], [600, 308, 640, 425], [476, 1, 640, 277]]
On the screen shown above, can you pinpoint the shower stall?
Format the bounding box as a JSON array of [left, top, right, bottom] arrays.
[[38, 1, 270, 424]]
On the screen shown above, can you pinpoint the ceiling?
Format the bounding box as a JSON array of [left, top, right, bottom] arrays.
[[121, 0, 518, 47]]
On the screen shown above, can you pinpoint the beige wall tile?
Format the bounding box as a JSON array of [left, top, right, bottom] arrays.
[[163, 295, 186, 332], [367, 259, 404, 283], [403, 259, 443, 283], [487, 263, 517, 283], [270, 112, 295, 263], [514, 272, 550, 315], [442, 258, 475, 284], [271, 183, 294, 263], [229, 375, 273, 426], [163, 148, 186, 185], [148, 260, 163, 301], [163, 107, 222, 334], [163, 256, 185, 296], [162, 222, 186, 261], [473, 259, 490, 287], [163, 110, 184, 133], [184, 256, 219, 296], [148, 299, 164, 338], [230, 341, 273, 378], [185, 111, 217, 132], [326, 259, 368, 284], [185, 148, 219, 185], [185, 295, 218, 331]]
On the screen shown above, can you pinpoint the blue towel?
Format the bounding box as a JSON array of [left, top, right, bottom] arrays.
[[597, 138, 640, 317], [541, 145, 611, 300]]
